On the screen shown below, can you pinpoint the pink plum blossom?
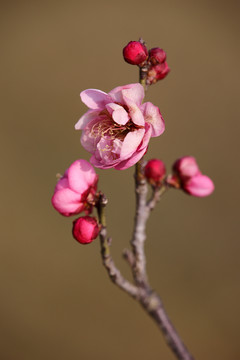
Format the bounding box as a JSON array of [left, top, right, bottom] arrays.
[[75, 83, 165, 170], [72, 216, 99, 244], [51, 159, 98, 216], [170, 156, 214, 197]]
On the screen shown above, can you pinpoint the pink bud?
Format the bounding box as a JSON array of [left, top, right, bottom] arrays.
[[173, 156, 201, 180], [72, 216, 99, 244], [145, 159, 166, 186], [183, 174, 215, 197], [147, 62, 170, 84], [149, 47, 167, 65], [171, 156, 214, 197], [123, 41, 148, 65]]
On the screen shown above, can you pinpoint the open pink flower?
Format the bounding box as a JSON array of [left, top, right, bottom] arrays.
[[75, 83, 165, 170], [170, 156, 214, 197], [51, 159, 98, 216]]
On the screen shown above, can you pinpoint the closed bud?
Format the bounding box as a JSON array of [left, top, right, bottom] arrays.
[[147, 62, 170, 84], [183, 175, 215, 197], [72, 216, 99, 244], [145, 159, 166, 186], [173, 156, 200, 180], [123, 41, 148, 65], [149, 47, 167, 65]]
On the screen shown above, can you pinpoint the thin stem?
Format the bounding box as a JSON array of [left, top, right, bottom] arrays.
[[96, 193, 139, 299]]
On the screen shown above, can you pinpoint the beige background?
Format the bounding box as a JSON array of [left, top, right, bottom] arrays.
[[1, 0, 240, 359]]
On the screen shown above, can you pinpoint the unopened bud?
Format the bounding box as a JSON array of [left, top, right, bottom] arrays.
[[123, 41, 148, 65], [173, 156, 200, 180], [145, 159, 166, 186], [183, 174, 215, 197], [72, 216, 99, 244], [148, 62, 170, 84], [149, 47, 166, 65]]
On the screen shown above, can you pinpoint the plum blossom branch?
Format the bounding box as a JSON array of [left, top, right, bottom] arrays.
[[95, 163, 195, 360], [51, 38, 215, 360]]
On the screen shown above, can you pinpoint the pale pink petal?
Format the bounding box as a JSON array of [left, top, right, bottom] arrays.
[[120, 129, 145, 160], [106, 103, 130, 125], [51, 188, 84, 216], [122, 95, 145, 126], [108, 83, 144, 105], [141, 102, 165, 137], [184, 174, 215, 197], [115, 147, 147, 170], [68, 159, 97, 194], [122, 84, 145, 106], [75, 110, 99, 130], [90, 154, 120, 169], [138, 123, 152, 151], [80, 89, 111, 110]]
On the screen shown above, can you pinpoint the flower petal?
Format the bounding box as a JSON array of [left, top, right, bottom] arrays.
[[108, 83, 144, 106], [122, 95, 145, 126], [106, 103, 130, 125], [80, 89, 111, 110], [51, 188, 84, 216], [115, 147, 147, 170], [68, 159, 97, 194], [138, 123, 152, 151], [141, 102, 165, 137], [75, 110, 99, 130], [120, 129, 145, 160]]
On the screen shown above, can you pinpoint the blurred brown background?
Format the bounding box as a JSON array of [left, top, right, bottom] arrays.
[[1, 0, 239, 359]]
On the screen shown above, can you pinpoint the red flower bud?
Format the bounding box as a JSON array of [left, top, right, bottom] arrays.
[[149, 47, 167, 65], [145, 159, 166, 186], [123, 41, 148, 65], [72, 216, 99, 244], [147, 62, 170, 84]]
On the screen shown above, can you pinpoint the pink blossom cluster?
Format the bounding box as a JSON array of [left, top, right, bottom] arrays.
[[51, 39, 215, 247]]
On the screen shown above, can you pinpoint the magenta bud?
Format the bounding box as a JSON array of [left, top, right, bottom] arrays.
[[149, 47, 167, 64], [123, 41, 148, 65], [72, 216, 99, 244], [183, 175, 215, 197], [145, 159, 166, 186], [173, 156, 200, 180]]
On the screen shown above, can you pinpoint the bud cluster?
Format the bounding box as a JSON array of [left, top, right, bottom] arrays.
[[167, 156, 215, 197], [123, 40, 170, 85], [145, 157, 214, 197]]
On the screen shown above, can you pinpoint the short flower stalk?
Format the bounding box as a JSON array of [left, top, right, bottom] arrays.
[[51, 38, 214, 360]]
